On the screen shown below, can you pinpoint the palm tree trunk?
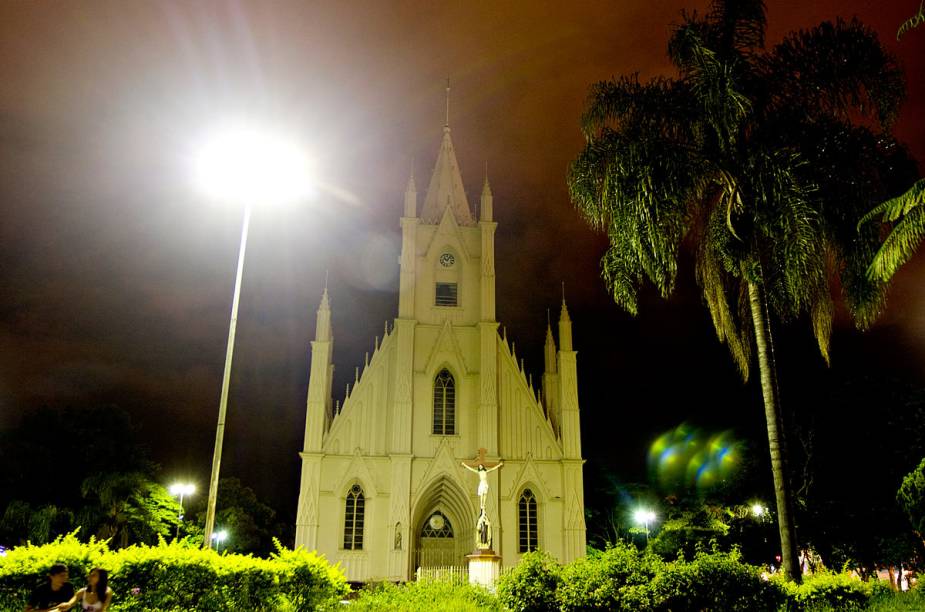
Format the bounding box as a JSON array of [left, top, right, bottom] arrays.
[[747, 280, 801, 583]]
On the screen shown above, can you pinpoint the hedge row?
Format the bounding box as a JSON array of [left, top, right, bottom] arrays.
[[349, 579, 502, 611], [496, 544, 899, 611], [0, 533, 347, 611]]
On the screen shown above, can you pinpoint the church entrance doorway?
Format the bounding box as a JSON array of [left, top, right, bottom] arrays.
[[411, 475, 473, 574], [415, 510, 462, 568]]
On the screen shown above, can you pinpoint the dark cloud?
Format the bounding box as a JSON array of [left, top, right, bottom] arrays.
[[1, 1, 922, 516]]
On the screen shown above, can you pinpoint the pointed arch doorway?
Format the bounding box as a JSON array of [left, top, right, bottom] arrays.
[[412, 475, 473, 572]]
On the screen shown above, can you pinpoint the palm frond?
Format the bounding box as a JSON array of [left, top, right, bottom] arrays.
[[867, 196, 925, 281], [763, 18, 905, 127], [860, 178, 925, 227], [695, 203, 752, 380]]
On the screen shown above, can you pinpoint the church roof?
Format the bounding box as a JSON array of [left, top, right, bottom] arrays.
[[420, 127, 474, 226]]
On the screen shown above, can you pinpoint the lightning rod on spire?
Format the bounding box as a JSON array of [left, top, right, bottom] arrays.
[[445, 78, 450, 127]]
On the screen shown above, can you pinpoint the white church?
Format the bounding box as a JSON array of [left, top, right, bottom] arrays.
[[294, 119, 586, 582]]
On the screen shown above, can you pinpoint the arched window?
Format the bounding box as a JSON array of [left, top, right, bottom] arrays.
[[432, 369, 456, 435], [343, 484, 365, 550], [518, 489, 538, 553]]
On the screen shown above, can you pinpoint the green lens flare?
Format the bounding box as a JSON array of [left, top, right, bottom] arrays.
[[647, 424, 743, 494]]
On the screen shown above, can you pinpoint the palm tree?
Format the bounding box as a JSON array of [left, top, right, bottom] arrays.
[[81, 472, 180, 548], [568, 0, 913, 580], [860, 178, 925, 281]]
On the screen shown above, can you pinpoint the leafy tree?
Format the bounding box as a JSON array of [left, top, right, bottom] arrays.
[[79, 472, 180, 548], [189, 477, 284, 555], [0, 406, 189, 549], [568, 0, 915, 580], [860, 178, 925, 281], [791, 372, 925, 576], [898, 457, 925, 544], [0, 501, 74, 546]]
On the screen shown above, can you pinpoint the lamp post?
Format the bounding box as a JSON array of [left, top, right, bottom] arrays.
[[633, 508, 657, 545], [212, 529, 229, 553], [194, 124, 314, 549], [169, 483, 196, 539]]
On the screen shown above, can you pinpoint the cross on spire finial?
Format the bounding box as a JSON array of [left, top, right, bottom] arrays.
[[445, 77, 451, 128]]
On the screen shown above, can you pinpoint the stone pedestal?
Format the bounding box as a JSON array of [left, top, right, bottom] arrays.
[[467, 550, 502, 591]]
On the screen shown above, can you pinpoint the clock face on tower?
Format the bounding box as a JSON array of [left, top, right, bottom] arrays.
[[439, 253, 455, 267]]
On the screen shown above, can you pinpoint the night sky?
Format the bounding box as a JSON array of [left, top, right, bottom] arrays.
[[1, 1, 924, 521]]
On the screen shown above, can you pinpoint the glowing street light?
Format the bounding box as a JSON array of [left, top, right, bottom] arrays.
[[212, 529, 229, 552], [633, 508, 657, 545], [193, 123, 315, 549], [169, 482, 196, 539], [751, 503, 768, 519]]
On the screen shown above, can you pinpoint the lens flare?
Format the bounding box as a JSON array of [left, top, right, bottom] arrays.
[[647, 424, 743, 493]]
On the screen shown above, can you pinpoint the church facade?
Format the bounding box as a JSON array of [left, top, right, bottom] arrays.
[[294, 123, 586, 582]]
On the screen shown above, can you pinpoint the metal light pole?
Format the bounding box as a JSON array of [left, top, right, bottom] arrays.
[[203, 205, 251, 549], [194, 124, 314, 550], [169, 483, 196, 540], [633, 508, 656, 546]]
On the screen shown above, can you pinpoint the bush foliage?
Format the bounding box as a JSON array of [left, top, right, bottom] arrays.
[[3, 535, 902, 610], [0, 533, 347, 611], [349, 579, 500, 611], [778, 570, 888, 611], [495, 544, 897, 612]]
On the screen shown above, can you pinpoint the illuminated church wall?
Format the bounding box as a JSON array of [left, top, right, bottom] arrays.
[[295, 124, 586, 582]]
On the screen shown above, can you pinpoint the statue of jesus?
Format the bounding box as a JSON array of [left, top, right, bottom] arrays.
[[461, 449, 503, 512]]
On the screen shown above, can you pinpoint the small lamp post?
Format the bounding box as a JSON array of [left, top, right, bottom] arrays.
[[169, 483, 196, 539], [751, 503, 768, 519], [212, 529, 229, 553], [633, 508, 657, 545]]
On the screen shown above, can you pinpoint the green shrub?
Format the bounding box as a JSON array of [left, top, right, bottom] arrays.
[[497, 550, 562, 612], [103, 540, 284, 611], [866, 584, 925, 612], [650, 551, 786, 611], [555, 543, 663, 611], [0, 532, 107, 609], [0, 533, 347, 612], [349, 578, 500, 611], [779, 570, 875, 611], [270, 540, 349, 610]]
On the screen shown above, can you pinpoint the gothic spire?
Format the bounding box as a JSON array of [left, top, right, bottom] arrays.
[[420, 85, 474, 225], [544, 309, 557, 373], [315, 281, 332, 342], [559, 284, 573, 351], [480, 163, 493, 222]]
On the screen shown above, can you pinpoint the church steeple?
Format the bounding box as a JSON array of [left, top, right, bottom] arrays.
[[303, 280, 335, 454], [480, 169, 493, 222], [420, 105, 474, 225], [544, 313, 557, 373], [558, 287, 573, 351], [315, 281, 333, 342]]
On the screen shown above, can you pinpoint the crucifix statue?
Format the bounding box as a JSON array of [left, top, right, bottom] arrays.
[[462, 448, 503, 550]]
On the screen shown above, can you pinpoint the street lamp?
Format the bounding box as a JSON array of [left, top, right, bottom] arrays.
[[168, 482, 196, 539], [633, 508, 657, 545], [751, 503, 768, 519], [212, 529, 229, 552], [194, 123, 315, 549]]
